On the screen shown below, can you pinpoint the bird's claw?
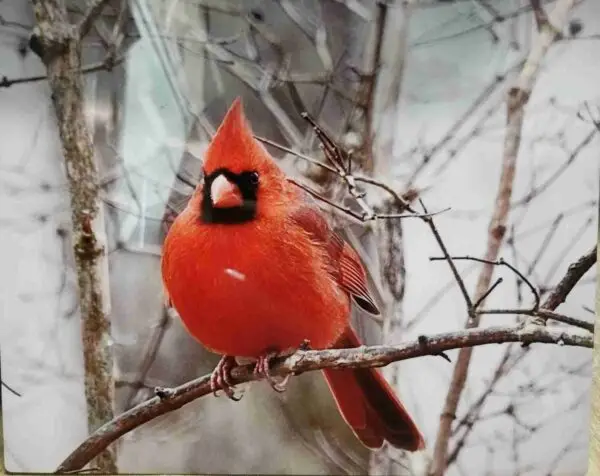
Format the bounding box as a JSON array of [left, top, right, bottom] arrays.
[[254, 350, 290, 393], [298, 339, 311, 351], [210, 355, 242, 401]]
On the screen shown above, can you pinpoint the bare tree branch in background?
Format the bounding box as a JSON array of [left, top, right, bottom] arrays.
[[410, 0, 560, 48], [540, 245, 597, 310], [121, 307, 172, 410], [28, 0, 122, 471], [429, 1, 578, 474]]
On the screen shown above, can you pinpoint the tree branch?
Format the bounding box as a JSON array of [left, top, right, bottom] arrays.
[[55, 325, 592, 474], [478, 308, 594, 333], [1, 380, 22, 397], [541, 245, 597, 311], [78, 0, 113, 39]]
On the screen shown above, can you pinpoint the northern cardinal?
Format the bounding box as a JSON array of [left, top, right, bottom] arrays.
[[161, 99, 424, 451]]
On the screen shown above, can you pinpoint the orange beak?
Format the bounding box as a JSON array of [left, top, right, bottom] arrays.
[[211, 174, 243, 208]]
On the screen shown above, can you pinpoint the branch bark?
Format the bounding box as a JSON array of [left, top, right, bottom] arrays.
[[428, 2, 577, 473], [55, 324, 592, 474], [30, 0, 115, 472], [541, 246, 597, 311]]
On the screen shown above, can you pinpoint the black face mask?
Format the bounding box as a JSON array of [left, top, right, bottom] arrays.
[[200, 168, 260, 225]]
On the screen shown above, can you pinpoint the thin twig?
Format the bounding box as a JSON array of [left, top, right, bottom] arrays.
[[1, 380, 22, 397], [430, 255, 540, 311], [301, 111, 377, 219], [255, 135, 337, 174], [472, 277, 504, 309], [288, 179, 442, 223], [123, 308, 172, 410], [422, 202, 473, 310], [477, 308, 594, 332], [258, 131, 419, 215]]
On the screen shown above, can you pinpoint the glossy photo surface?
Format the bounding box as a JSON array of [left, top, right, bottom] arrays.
[[0, 1, 598, 475]]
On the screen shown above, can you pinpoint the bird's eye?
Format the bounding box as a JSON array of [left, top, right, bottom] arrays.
[[249, 172, 259, 185]]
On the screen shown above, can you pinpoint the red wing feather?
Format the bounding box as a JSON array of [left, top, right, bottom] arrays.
[[338, 242, 380, 315], [288, 188, 380, 315]]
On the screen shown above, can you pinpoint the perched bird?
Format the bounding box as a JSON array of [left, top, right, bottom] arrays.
[[161, 98, 424, 451]]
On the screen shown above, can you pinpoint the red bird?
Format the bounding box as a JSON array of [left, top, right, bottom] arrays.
[[161, 99, 424, 451]]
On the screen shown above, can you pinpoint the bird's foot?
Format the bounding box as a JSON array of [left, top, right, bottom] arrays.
[[254, 350, 290, 393], [298, 339, 311, 351], [210, 355, 242, 401]]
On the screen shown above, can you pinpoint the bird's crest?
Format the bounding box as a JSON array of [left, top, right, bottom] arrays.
[[203, 98, 280, 177]]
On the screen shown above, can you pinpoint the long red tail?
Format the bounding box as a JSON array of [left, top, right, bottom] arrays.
[[322, 327, 425, 451]]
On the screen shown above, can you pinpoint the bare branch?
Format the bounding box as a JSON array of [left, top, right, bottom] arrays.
[[55, 325, 592, 474], [428, 248, 596, 331], [300, 111, 380, 219], [287, 179, 441, 223], [122, 308, 172, 410], [1, 380, 22, 397], [255, 135, 337, 174], [540, 245, 597, 311], [472, 277, 503, 309], [476, 308, 593, 332], [257, 132, 421, 215], [78, 0, 113, 39], [411, 0, 560, 47], [474, 246, 597, 332], [262, 112, 448, 228], [422, 205, 473, 310], [530, 309, 594, 332], [430, 255, 540, 311]]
